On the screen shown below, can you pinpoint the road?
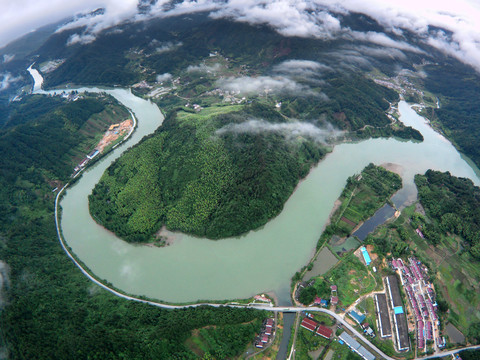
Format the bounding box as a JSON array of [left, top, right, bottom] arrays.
[[55, 190, 480, 360], [52, 99, 479, 360]]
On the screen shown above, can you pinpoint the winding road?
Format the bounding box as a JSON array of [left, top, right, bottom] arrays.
[[52, 194, 480, 360], [48, 83, 478, 359]]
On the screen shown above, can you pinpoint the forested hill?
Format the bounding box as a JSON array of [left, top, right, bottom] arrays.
[[415, 170, 480, 259], [36, 14, 426, 89], [423, 63, 480, 168], [0, 94, 267, 358], [0, 94, 128, 184], [89, 102, 326, 242]]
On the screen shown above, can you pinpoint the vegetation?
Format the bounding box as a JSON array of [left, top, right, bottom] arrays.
[[89, 102, 326, 241], [0, 93, 130, 184], [366, 170, 480, 338], [185, 319, 263, 359], [298, 279, 331, 305], [0, 95, 266, 358], [329, 163, 402, 237], [415, 170, 480, 259], [324, 254, 376, 307], [423, 62, 480, 168]]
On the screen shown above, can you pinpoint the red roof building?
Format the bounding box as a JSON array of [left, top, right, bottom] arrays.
[[261, 335, 269, 343], [266, 318, 274, 327], [314, 296, 322, 305], [331, 296, 339, 305], [301, 318, 317, 332], [316, 325, 333, 339], [331, 285, 337, 292]]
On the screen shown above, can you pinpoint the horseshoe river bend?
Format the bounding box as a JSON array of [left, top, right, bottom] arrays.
[[49, 83, 480, 305]]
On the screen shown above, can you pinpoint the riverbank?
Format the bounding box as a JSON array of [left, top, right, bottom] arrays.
[[54, 66, 480, 305]]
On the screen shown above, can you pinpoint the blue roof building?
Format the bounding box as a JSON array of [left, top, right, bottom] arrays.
[[349, 310, 366, 325], [361, 246, 372, 266], [394, 306, 404, 315]]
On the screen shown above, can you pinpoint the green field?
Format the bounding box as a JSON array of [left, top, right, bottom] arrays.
[[330, 163, 402, 237], [324, 254, 376, 307], [185, 319, 262, 359]]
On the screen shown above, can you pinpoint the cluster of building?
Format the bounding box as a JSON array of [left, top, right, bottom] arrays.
[[300, 316, 333, 339], [312, 285, 339, 307], [338, 332, 375, 360], [391, 257, 441, 351], [255, 318, 275, 349], [73, 149, 100, 175], [203, 88, 247, 104], [348, 310, 375, 337], [376, 275, 410, 352]]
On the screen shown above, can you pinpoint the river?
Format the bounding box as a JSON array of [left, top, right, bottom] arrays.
[[30, 71, 480, 304]]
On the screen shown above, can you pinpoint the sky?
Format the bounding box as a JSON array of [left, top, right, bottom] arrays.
[[1, 0, 480, 71]]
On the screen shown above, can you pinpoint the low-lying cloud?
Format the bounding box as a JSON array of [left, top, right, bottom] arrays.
[[186, 63, 222, 73], [272, 59, 331, 81], [0, 73, 22, 91], [156, 72, 172, 83], [3, 54, 15, 63], [154, 40, 182, 54], [217, 75, 327, 99], [216, 119, 343, 144], [66, 33, 96, 45], [3, 0, 480, 74]]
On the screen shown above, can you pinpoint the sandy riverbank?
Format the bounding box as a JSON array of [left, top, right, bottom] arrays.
[[380, 162, 404, 176]]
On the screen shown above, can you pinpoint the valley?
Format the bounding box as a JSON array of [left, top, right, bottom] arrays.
[[1, 5, 480, 359]]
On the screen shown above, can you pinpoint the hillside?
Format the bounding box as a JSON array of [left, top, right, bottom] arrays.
[[89, 102, 325, 241], [88, 68, 419, 243], [0, 93, 267, 358]]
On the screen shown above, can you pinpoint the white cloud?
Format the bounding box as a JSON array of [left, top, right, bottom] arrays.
[[66, 33, 96, 46], [217, 75, 327, 98], [154, 41, 182, 54], [0, 73, 22, 91], [3, 54, 15, 63], [354, 45, 407, 61], [216, 119, 343, 144], [156, 73, 172, 82], [186, 63, 222, 73], [0, 0, 110, 48], [273, 59, 332, 78], [209, 0, 342, 39], [349, 31, 424, 54]]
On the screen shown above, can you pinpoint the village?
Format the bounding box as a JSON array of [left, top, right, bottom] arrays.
[[251, 242, 448, 360], [72, 118, 133, 177]]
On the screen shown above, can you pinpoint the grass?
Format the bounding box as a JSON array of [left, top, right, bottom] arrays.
[[294, 327, 332, 360], [176, 104, 243, 122], [323, 254, 376, 307], [313, 314, 336, 327], [330, 164, 402, 237]]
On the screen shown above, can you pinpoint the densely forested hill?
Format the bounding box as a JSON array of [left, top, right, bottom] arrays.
[[0, 95, 266, 358], [422, 62, 480, 167], [89, 102, 326, 241], [89, 56, 427, 243], [0, 94, 131, 184], [37, 13, 427, 89], [415, 170, 480, 259]]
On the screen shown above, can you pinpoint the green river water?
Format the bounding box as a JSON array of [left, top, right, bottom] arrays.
[[58, 89, 480, 304]]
